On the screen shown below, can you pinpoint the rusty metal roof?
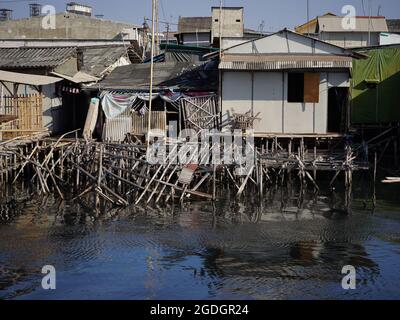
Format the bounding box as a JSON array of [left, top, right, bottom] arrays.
[[220, 54, 353, 70], [0, 47, 76, 69]]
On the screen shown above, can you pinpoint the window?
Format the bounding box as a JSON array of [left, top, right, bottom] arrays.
[[288, 73, 304, 102], [287, 72, 320, 103], [236, 19, 241, 23], [215, 19, 219, 22]]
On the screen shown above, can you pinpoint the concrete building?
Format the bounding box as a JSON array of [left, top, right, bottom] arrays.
[[296, 15, 388, 48], [0, 8, 143, 41], [0, 8, 13, 21], [176, 17, 212, 46], [387, 19, 400, 34], [176, 7, 245, 47], [66, 2, 92, 16], [211, 7, 244, 42], [295, 13, 336, 35], [217, 29, 363, 136]]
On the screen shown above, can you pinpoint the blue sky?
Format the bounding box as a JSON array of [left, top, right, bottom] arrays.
[[3, 0, 400, 31]]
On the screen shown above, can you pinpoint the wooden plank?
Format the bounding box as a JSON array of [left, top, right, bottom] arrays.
[[304, 72, 320, 103]]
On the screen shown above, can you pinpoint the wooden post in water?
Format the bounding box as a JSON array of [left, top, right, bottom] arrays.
[[373, 152, 377, 209]]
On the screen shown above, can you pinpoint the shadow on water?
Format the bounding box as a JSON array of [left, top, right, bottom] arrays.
[[0, 170, 400, 300]]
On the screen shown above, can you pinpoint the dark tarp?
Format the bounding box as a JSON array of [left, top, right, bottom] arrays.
[[351, 46, 400, 124], [99, 60, 218, 92]]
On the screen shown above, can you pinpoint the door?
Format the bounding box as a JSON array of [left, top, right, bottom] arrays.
[[328, 87, 349, 133]]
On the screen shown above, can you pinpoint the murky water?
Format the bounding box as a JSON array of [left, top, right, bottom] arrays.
[[1, 172, 400, 300]]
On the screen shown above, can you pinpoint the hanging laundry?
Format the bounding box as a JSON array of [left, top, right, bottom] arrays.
[[101, 92, 138, 119]]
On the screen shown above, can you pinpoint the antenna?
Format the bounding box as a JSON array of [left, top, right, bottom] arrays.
[[258, 20, 265, 36], [219, 0, 223, 55], [29, 3, 42, 17]]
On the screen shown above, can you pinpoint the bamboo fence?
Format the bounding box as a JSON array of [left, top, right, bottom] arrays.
[[0, 94, 44, 139]]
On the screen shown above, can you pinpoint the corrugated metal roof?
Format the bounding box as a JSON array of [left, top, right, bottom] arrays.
[[178, 17, 212, 34], [318, 16, 388, 33], [51, 71, 100, 84], [204, 29, 367, 60], [80, 45, 128, 77], [0, 47, 76, 69], [220, 54, 353, 70], [0, 70, 62, 85]]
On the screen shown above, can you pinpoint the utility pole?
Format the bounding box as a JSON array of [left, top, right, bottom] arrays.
[[307, 0, 310, 36], [155, 0, 160, 56], [219, 0, 223, 58], [166, 22, 170, 51], [218, 0, 223, 131], [368, 0, 372, 46], [147, 0, 156, 149]]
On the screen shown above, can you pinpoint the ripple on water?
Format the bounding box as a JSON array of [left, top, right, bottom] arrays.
[[1, 181, 400, 299]]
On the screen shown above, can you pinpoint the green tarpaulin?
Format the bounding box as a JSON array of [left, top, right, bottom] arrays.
[[351, 46, 400, 124]]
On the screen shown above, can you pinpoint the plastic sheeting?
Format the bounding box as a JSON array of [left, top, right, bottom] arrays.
[[101, 92, 158, 119], [351, 47, 400, 124], [101, 91, 183, 119]]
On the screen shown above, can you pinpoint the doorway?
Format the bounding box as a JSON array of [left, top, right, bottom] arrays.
[[328, 87, 349, 133]]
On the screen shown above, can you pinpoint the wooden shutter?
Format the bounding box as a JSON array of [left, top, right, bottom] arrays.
[[304, 73, 320, 103]]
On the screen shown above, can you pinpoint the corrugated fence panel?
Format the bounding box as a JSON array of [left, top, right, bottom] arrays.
[[132, 111, 166, 135], [103, 109, 132, 142], [104, 110, 166, 142]]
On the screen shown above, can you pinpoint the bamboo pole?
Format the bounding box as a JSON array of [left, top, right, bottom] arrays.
[[147, 0, 156, 150]]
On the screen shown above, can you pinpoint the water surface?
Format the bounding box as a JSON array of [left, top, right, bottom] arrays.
[[1, 173, 400, 300]]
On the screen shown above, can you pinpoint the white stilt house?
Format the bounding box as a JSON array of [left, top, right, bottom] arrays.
[[218, 29, 364, 136]]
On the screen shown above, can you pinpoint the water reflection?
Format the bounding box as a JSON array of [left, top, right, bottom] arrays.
[[0, 174, 400, 300]]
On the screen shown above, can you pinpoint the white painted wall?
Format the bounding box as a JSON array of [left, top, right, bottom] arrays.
[[221, 71, 350, 134], [318, 32, 380, 48], [182, 33, 211, 46], [282, 72, 316, 134], [225, 31, 347, 55], [328, 72, 350, 88], [253, 72, 283, 133], [221, 71, 252, 126], [221, 38, 249, 50], [380, 32, 400, 45]]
